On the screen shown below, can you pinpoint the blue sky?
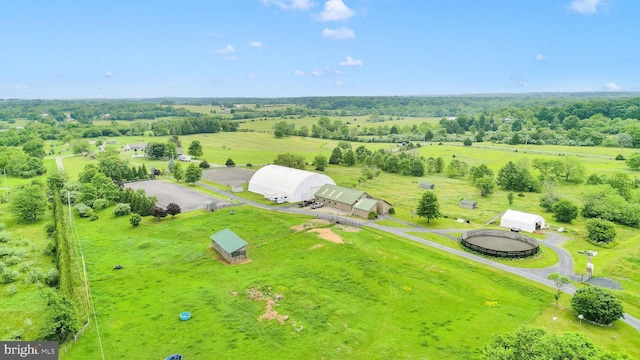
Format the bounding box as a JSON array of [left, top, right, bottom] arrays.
[[1, 0, 638, 99]]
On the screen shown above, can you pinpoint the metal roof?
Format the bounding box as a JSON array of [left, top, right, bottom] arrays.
[[210, 228, 247, 253], [353, 198, 378, 212], [315, 184, 365, 205]]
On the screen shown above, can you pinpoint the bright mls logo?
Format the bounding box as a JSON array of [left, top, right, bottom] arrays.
[[1, 341, 58, 359]]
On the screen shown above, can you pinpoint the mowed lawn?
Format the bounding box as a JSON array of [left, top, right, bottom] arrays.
[[65, 206, 556, 360]]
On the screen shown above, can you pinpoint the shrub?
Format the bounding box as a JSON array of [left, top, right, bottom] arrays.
[[113, 203, 132, 217], [615, 154, 625, 161], [0, 230, 11, 243], [0, 223, 5, 230], [4, 255, 23, 266], [74, 203, 93, 218], [38, 290, 79, 342], [552, 199, 579, 223], [388, 208, 395, 214], [90, 214, 99, 221], [367, 211, 379, 220], [45, 223, 56, 237], [585, 218, 616, 243], [463, 137, 472, 146], [45, 268, 60, 287], [166, 203, 181, 218], [2, 268, 19, 284], [25, 268, 44, 284], [150, 206, 168, 219], [571, 287, 623, 325], [129, 213, 142, 227], [5, 284, 17, 296], [92, 198, 108, 209], [199, 159, 210, 169], [226, 158, 236, 167]]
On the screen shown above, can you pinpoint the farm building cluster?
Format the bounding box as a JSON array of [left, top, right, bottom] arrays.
[[247, 165, 391, 218]]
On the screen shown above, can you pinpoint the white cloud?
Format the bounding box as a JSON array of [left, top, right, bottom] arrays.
[[519, 80, 529, 87], [570, 0, 604, 14], [224, 55, 237, 61], [247, 73, 256, 79], [535, 54, 546, 61], [262, 0, 315, 10], [336, 80, 344, 86], [321, 26, 355, 40], [249, 41, 263, 48], [13, 85, 27, 92], [294, 70, 306, 76], [317, 0, 355, 21], [105, 70, 113, 77], [216, 45, 235, 54], [339, 56, 363, 66], [311, 69, 325, 76], [605, 82, 621, 91]]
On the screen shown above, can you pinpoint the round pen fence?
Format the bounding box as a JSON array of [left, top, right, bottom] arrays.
[[460, 229, 539, 258]]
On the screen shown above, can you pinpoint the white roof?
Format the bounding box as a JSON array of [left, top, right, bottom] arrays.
[[248, 165, 335, 201], [502, 209, 543, 223]]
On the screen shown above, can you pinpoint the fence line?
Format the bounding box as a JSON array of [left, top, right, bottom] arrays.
[[314, 213, 362, 227]]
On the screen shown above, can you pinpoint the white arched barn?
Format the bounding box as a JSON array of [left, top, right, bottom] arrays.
[[500, 209, 545, 233], [248, 165, 335, 203]]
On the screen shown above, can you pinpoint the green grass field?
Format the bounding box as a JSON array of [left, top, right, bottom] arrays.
[[56, 207, 559, 359]]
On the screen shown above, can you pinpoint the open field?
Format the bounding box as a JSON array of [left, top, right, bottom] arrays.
[[57, 206, 603, 359]]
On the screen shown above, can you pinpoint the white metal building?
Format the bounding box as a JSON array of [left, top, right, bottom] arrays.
[[248, 165, 335, 202], [500, 209, 545, 233]]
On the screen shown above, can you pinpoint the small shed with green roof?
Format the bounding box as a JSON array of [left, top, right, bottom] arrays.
[[210, 228, 248, 263]]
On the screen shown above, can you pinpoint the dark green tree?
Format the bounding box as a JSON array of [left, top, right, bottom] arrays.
[[329, 147, 342, 165], [585, 218, 617, 243], [483, 326, 625, 360], [416, 191, 441, 223], [475, 176, 496, 197], [184, 163, 203, 185], [188, 140, 203, 158], [22, 138, 46, 159], [10, 184, 47, 222], [313, 154, 328, 171], [571, 287, 624, 325], [273, 153, 305, 169], [342, 149, 356, 166], [225, 158, 236, 167], [172, 162, 184, 182], [625, 152, 640, 170], [551, 199, 579, 223]]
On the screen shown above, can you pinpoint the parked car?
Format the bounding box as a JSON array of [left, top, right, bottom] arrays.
[[311, 202, 324, 209]]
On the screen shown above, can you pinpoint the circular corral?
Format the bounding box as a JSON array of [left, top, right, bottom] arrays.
[[460, 229, 539, 258]]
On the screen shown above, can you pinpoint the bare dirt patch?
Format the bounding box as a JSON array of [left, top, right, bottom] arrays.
[[246, 287, 288, 325], [290, 219, 331, 231], [306, 228, 344, 244]]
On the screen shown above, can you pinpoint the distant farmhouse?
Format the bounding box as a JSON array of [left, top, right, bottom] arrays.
[[210, 228, 248, 264], [124, 143, 147, 152], [314, 184, 392, 218]]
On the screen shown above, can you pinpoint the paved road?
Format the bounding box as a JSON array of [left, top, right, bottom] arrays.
[[202, 182, 640, 333]]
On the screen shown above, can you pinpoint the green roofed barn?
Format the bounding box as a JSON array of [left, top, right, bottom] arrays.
[[210, 228, 248, 263], [314, 184, 392, 218]]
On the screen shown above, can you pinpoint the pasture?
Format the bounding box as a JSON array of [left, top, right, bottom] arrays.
[[64, 206, 554, 359], [59, 205, 640, 359]]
